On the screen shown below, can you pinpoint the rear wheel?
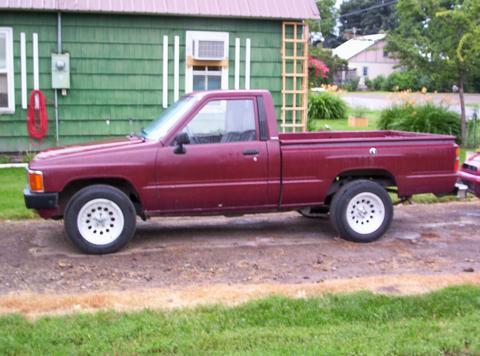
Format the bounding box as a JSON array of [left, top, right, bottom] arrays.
[[330, 180, 393, 243], [64, 185, 137, 254]]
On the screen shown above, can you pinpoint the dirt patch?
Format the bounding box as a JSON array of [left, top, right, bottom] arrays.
[[1, 272, 479, 319], [0, 201, 479, 317]]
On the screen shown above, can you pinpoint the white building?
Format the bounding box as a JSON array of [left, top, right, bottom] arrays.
[[333, 34, 400, 87]]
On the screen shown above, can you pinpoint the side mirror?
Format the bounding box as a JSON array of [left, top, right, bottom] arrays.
[[174, 132, 190, 154]]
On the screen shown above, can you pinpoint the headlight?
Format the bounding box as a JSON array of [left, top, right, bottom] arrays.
[[27, 169, 44, 193]]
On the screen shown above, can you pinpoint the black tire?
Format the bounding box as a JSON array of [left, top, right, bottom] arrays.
[[64, 184, 137, 254], [330, 180, 393, 243]]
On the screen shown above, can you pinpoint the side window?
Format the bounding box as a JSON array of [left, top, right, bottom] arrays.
[[362, 66, 368, 77], [0, 28, 14, 113], [183, 99, 256, 144]]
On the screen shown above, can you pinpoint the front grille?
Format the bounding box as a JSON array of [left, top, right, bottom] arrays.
[[462, 163, 478, 172]]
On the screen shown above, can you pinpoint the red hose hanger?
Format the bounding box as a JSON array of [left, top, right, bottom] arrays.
[[27, 90, 48, 141]]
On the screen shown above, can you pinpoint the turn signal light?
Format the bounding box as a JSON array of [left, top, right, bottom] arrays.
[[28, 170, 44, 193], [454, 146, 460, 172]]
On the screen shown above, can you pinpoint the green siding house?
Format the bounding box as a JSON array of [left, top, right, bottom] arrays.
[[0, 0, 319, 152]]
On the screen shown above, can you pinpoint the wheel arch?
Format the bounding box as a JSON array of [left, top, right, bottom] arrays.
[[58, 177, 143, 217], [325, 169, 397, 205]]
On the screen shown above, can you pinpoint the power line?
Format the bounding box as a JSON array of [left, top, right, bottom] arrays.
[[339, 0, 397, 18]]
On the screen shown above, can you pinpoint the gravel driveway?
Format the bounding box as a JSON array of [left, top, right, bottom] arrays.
[[1, 201, 479, 296]]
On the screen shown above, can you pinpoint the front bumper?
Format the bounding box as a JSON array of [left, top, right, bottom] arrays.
[[458, 170, 480, 198], [24, 188, 59, 210]]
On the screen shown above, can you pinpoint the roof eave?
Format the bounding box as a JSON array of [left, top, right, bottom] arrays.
[[1, 7, 320, 20]]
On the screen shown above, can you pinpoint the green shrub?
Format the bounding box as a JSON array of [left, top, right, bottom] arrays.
[[383, 71, 419, 91], [365, 78, 373, 90], [340, 78, 360, 92], [308, 92, 348, 123], [465, 115, 480, 148], [377, 103, 461, 143], [379, 71, 437, 92], [0, 155, 11, 164], [366, 75, 387, 91], [377, 104, 415, 129]]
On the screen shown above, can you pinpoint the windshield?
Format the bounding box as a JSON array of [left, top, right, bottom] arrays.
[[141, 95, 200, 141]]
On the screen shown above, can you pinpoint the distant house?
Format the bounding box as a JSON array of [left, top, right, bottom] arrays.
[[333, 34, 399, 87], [0, 0, 319, 152]]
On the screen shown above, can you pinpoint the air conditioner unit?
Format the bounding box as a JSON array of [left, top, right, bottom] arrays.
[[193, 39, 226, 60]]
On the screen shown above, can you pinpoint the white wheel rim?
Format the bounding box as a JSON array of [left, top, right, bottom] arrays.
[[346, 192, 385, 235], [77, 198, 124, 246]]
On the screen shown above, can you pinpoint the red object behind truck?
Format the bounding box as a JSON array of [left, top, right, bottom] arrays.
[[458, 152, 480, 197], [24, 90, 459, 254]]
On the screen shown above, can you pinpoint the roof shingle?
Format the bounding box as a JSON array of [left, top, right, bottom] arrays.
[[0, 0, 320, 20]]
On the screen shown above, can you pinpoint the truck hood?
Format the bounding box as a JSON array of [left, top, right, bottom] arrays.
[[32, 136, 146, 163]]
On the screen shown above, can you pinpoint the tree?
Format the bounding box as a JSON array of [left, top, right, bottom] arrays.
[[307, 0, 341, 47], [339, 0, 397, 39], [309, 0, 337, 38], [387, 0, 480, 144]]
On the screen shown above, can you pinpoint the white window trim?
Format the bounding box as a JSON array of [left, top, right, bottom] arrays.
[[0, 27, 15, 114], [162, 35, 168, 108], [185, 31, 229, 93]]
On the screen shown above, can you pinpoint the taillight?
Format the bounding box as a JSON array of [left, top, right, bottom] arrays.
[[454, 146, 460, 172], [28, 169, 44, 192]]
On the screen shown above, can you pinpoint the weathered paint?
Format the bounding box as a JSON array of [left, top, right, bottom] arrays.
[[0, 12, 283, 152]]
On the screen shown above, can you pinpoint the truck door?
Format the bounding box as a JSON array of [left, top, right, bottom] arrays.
[[155, 98, 269, 212]]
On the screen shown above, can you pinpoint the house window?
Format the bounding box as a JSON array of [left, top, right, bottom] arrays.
[[185, 31, 229, 93], [192, 66, 222, 91], [0, 27, 14, 113], [363, 66, 369, 77]]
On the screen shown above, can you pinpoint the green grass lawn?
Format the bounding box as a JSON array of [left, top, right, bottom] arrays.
[[309, 108, 381, 131], [0, 168, 35, 219], [1, 286, 479, 354]]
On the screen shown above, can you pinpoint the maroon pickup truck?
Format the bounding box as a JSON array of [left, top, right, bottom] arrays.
[[25, 90, 459, 254]]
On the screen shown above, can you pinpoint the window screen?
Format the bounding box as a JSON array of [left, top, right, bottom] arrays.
[[197, 40, 225, 59]]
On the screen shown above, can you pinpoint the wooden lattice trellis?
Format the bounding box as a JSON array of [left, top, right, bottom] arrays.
[[281, 21, 309, 133]]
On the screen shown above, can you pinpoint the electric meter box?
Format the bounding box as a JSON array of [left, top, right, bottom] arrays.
[[51, 53, 70, 89]]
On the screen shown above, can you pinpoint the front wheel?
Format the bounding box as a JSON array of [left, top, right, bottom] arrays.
[[330, 180, 393, 243], [64, 185, 137, 254]]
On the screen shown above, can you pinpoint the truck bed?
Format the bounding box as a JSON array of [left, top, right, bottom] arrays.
[[277, 130, 457, 207], [279, 130, 455, 145]]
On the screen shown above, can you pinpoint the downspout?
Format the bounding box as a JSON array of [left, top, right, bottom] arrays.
[[54, 12, 62, 146]]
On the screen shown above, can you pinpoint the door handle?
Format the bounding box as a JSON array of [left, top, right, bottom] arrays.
[[243, 149, 259, 156]]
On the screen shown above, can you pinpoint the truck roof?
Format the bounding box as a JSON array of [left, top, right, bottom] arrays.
[[189, 89, 271, 98]]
